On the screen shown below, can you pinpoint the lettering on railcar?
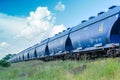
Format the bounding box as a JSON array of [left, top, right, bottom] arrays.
[[99, 22, 104, 33]]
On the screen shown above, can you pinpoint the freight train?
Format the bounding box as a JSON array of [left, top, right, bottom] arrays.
[[9, 5, 120, 63]]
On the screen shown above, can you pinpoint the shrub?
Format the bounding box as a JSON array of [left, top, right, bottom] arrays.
[[0, 60, 11, 67]]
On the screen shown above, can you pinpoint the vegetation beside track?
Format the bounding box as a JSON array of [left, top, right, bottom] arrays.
[[0, 58, 120, 80]]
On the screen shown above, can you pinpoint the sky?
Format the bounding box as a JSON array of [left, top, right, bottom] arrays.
[[0, 0, 120, 59]]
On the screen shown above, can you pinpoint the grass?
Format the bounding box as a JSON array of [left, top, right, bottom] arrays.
[[0, 58, 120, 80]]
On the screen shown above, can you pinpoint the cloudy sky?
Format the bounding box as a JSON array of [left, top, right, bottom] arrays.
[[0, 0, 120, 59]]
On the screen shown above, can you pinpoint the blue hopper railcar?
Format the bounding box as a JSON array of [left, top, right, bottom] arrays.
[[9, 5, 120, 62]]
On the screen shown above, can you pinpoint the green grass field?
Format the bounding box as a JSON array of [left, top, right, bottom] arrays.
[[0, 58, 120, 80]]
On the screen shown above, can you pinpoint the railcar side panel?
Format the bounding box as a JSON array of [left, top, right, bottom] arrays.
[[70, 14, 119, 51]]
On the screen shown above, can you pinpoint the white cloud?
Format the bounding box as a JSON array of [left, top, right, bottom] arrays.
[[50, 24, 66, 36], [17, 7, 66, 40], [0, 13, 27, 36], [0, 6, 66, 59], [55, 1, 65, 11], [0, 42, 9, 50]]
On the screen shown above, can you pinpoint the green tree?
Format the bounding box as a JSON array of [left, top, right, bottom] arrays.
[[0, 60, 10, 67], [0, 54, 15, 67], [2, 54, 16, 61]]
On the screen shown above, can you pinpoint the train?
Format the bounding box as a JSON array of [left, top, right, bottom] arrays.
[[9, 5, 120, 63]]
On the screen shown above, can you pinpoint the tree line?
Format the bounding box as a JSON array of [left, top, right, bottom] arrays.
[[0, 54, 16, 67]]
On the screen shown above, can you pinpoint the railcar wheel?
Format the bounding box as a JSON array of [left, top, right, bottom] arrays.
[[115, 49, 120, 57], [76, 53, 80, 60], [62, 55, 65, 61], [107, 49, 116, 58]]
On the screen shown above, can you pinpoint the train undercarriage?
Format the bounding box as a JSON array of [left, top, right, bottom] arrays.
[[41, 47, 120, 62]]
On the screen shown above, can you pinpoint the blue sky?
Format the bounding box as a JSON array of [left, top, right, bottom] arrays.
[[0, 0, 120, 59]]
